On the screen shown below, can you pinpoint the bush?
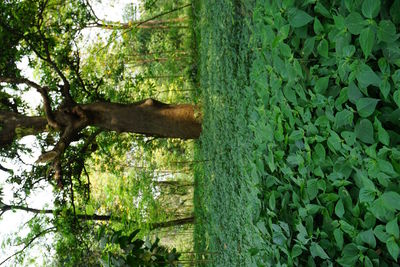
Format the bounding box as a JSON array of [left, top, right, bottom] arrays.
[[248, 0, 400, 265]]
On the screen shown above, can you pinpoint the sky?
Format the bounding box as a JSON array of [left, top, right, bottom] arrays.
[[0, 0, 138, 265]]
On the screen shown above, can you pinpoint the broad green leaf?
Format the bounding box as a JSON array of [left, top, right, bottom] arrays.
[[335, 199, 345, 218], [360, 229, 376, 248], [380, 79, 391, 99], [345, 12, 366, 35], [341, 131, 356, 146], [328, 131, 342, 152], [313, 17, 323, 34], [338, 243, 359, 266], [377, 122, 390, 146], [307, 179, 318, 200], [390, 0, 400, 24], [334, 228, 344, 249], [310, 242, 330, 259], [374, 225, 390, 242], [394, 90, 400, 108], [362, 0, 380, 18], [357, 63, 381, 88], [315, 76, 329, 94], [360, 26, 375, 58], [314, 2, 331, 18], [386, 237, 400, 261], [355, 119, 374, 144], [269, 191, 276, 210], [386, 218, 399, 239], [381, 191, 400, 211], [317, 39, 329, 58], [347, 82, 363, 103], [377, 20, 398, 43], [377, 159, 395, 175], [303, 37, 315, 57], [359, 187, 376, 203], [312, 143, 326, 163], [289, 8, 314, 28], [292, 244, 303, 258], [356, 98, 379, 117], [335, 109, 353, 128]]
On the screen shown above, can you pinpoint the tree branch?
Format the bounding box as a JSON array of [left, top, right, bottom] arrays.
[[0, 77, 59, 128], [0, 227, 56, 266]]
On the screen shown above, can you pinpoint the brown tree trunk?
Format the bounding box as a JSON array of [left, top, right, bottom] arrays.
[[0, 99, 201, 148], [0, 111, 47, 147], [150, 216, 195, 230], [81, 99, 201, 139]]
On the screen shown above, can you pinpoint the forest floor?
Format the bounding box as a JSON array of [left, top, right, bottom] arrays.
[[193, 0, 271, 265]]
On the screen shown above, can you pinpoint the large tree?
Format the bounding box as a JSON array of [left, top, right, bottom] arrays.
[[0, 0, 201, 188]]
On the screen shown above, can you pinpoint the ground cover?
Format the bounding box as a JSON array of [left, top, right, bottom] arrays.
[[194, 0, 400, 266]]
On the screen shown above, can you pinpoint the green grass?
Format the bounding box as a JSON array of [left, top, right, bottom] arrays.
[[193, 0, 268, 265]]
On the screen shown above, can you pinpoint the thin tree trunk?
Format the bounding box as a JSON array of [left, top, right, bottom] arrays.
[[150, 216, 194, 230]]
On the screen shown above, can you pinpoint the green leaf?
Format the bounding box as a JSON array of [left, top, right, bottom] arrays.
[[289, 8, 314, 28], [356, 98, 379, 117], [310, 242, 330, 259], [391, 0, 400, 24], [335, 199, 345, 218], [338, 243, 359, 266], [362, 0, 380, 18], [292, 244, 303, 258], [328, 131, 342, 152], [380, 79, 391, 99], [377, 20, 398, 43], [341, 131, 356, 146], [381, 192, 400, 211], [355, 119, 374, 144], [386, 218, 399, 239], [374, 225, 390, 242], [359, 187, 376, 203], [345, 12, 366, 35], [317, 39, 329, 58], [307, 179, 319, 200], [360, 26, 375, 58], [335, 109, 353, 128], [357, 63, 381, 88], [303, 37, 315, 57], [334, 228, 344, 249], [269, 191, 276, 210], [377, 159, 395, 175], [313, 17, 323, 34], [360, 229, 376, 248], [394, 90, 400, 108], [386, 237, 400, 261], [347, 82, 363, 103], [315, 76, 329, 94], [85, 205, 95, 215]]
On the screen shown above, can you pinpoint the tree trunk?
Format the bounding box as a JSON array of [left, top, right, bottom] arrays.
[[0, 111, 47, 147], [1, 203, 195, 229], [0, 99, 201, 148], [150, 216, 195, 230], [81, 99, 201, 139]]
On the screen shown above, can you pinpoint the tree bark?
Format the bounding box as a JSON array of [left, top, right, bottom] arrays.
[[81, 99, 201, 139], [0, 99, 201, 149], [0, 111, 48, 147], [149, 216, 194, 230]]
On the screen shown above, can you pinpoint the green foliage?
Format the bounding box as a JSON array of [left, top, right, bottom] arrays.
[[195, 0, 400, 265], [97, 227, 180, 266]]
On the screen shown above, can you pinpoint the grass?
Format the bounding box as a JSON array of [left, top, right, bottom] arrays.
[[193, 0, 270, 265]]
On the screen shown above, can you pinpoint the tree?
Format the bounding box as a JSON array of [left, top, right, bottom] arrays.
[[0, 0, 198, 264], [0, 0, 201, 188]]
